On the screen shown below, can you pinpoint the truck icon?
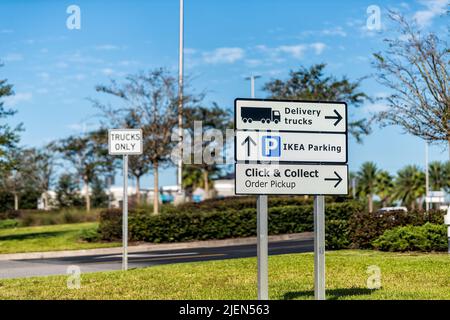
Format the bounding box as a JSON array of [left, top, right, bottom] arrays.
[[241, 107, 281, 124]]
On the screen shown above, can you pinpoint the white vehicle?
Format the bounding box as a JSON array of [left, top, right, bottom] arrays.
[[378, 206, 408, 213]]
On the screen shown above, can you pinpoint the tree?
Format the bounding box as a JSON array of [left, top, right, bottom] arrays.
[[0, 63, 22, 172], [95, 69, 197, 214], [57, 130, 111, 212], [55, 173, 83, 208], [356, 162, 379, 212], [263, 64, 371, 142], [184, 104, 232, 199], [393, 165, 426, 210], [428, 161, 450, 191], [30, 144, 57, 210], [375, 170, 395, 207], [0, 148, 40, 210], [372, 12, 449, 158], [182, 164, 204, 200], [91, 176, 109, 208]]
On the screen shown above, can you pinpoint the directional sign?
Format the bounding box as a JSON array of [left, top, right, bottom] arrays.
[[236, 130, 347, 163], [108, 129, 143, 155], [235, 163, 348, 195], [235, 98, 347, 133]]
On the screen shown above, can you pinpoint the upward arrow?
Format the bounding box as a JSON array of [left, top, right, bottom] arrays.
[[325, 109, 343, 126], [241, 136, 256, 157]]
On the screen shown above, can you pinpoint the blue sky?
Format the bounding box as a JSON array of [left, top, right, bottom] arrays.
[[0, 0, 448, 188]]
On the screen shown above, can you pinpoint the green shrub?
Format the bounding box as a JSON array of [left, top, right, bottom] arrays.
[[0, 208, 100, 227], [78, 227, 101, 242], [348, 209, 444, 249], [98, 201, 362, 249], [0, 219, 19, 229], [372, 223, 448, 252]]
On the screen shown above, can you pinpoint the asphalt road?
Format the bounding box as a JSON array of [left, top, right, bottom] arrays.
[[0, 238, 313, 279]]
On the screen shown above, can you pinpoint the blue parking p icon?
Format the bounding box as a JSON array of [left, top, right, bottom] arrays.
[[262, 136, 281, 157]]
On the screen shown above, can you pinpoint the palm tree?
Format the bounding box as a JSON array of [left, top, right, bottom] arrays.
[[393, 165, 426, 210], [428, 161, 450, 192], [356, 162, 378, 212], [375, 170, 394, 207]]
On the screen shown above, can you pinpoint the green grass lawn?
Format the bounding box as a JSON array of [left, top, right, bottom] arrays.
[[0, 223, 120, 254], [0, 250, 448, 300]]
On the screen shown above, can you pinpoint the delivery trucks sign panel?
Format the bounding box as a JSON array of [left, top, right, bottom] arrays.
[[108, 129, 143, 155], [235, 98, 347, 133]]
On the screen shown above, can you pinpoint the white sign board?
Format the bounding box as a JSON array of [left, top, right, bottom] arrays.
[[235, 163, 348, 195], [108, 129, 143, 155], [235, 99, 347, 133], [235, 130, 347, 163]]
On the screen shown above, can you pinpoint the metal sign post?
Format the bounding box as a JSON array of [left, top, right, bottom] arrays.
[[257, 195, 268, 300], [108, 128, 143, 272], [122, 154, 128, 271], [314, 195, 325, 300]]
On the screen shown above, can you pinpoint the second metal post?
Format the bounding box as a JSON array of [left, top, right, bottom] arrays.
[[314, 195, 325, 300], [257, 195, 268, 300]]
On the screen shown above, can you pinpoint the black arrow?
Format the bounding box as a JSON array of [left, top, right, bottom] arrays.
[[241, 136, 256, 157], [324, 171, 343, 188], [325, 109, 343, 126]]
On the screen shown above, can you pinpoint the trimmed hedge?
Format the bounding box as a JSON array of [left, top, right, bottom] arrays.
[[372, 223, 447, 252], [0, 209, 100, 227], [98, 201, 363, 249], [348, 209, 444, 249]]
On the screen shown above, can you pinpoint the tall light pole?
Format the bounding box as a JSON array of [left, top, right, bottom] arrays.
[[245, 75, 261, 99], [177, 0, 184, 196]]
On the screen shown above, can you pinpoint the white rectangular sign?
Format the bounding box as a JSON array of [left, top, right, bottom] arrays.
[[235, 163, 348, 195], [235, 130, 347, 163], [235, 99, 347, 133], [108, 129, 143, 155]]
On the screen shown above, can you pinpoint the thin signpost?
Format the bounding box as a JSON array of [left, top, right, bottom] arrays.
[[234, 98, 348, 300], [108, 128, 143, 271]]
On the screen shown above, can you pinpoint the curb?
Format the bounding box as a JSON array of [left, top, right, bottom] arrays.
[[0, 232, 313, 261]]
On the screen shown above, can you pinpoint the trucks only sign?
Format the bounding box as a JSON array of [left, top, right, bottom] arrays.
[[108, 129, 143, 155]]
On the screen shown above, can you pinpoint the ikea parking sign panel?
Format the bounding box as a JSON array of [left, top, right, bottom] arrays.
[[108, 129, 143, 155], [235, 98, 347, 133], [236, 130, 347, 163]]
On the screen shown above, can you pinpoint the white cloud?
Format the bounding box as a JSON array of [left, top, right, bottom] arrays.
[[184, 48, 197, 55], [364, 103, 389, 114], [310, 42, 326, 55], [36, 88, 49, 94], [101, 68, 115, 75], [0, 29, 13, 34], [277, 45, 307, 59], [321, 26, 347, 37], [37, 72, 50, 80], [2, 92, 33, 106], [95, 44, 120, 51], [413, 0, 448, 27], [202, 47, 245, 64], [257, 42, 326, 61], [2, 53, 23, 62]]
